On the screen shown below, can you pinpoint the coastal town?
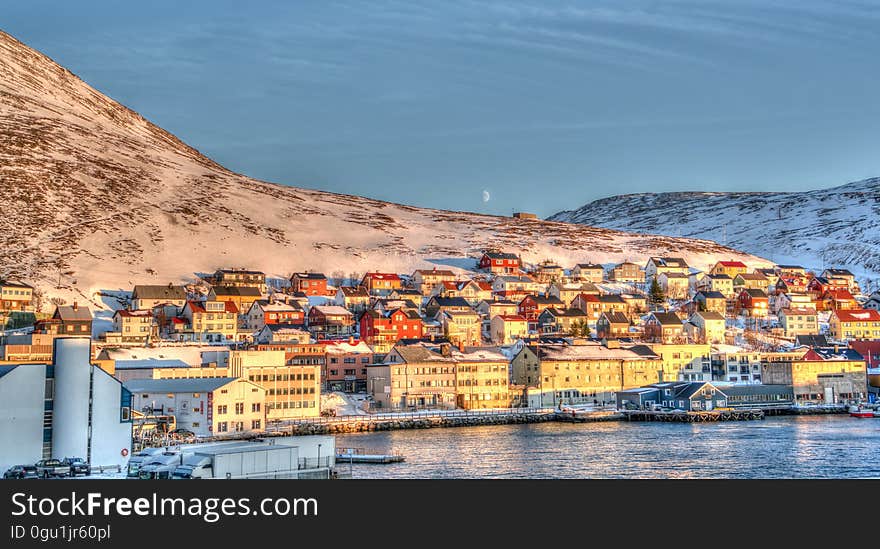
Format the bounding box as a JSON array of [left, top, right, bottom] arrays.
[[2, 244, 880, 478]]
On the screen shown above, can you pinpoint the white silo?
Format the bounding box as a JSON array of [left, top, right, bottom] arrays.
[[51, 337, 93, 460]]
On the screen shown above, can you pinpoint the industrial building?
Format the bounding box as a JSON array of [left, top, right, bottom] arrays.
[[0, 337, 133, 473]]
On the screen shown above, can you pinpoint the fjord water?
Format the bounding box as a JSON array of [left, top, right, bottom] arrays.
[[336, 416, 880, 479]]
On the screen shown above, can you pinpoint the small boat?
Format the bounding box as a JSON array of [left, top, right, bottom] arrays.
[[850, 410, 875, 418]]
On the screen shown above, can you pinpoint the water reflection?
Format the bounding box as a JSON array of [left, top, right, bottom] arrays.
[[334, 416, 880, 479]]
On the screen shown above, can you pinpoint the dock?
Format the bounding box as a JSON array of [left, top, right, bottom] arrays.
[[336, 447, 405, 464], [622, 409, 765, 422]]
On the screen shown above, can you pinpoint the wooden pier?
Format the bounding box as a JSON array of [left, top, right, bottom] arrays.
[[622, 409, 765, 422], [336, 447, 405, 464]]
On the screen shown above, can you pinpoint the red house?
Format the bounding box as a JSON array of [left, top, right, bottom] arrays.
[[246, 299, 305, 330], [479, 252, 521, 274], [290, 272, 328, 296], [322, 338, 374, 392], [518, 295, 565, 322], [736, 288, 769, 317], [359, 308, 424, 352]]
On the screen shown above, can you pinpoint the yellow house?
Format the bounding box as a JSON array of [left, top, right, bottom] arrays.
[[829, 309, 880, 341], [182, 300, 240, 343], [761, 348, 866, 402], [779, 308, 818, 338], [686, 311, 726, 344], [207, 286, 261, 313], [647, 343, 712, 382], [0, 280, 34, 312], [454, 347, 511, 409], [709, 260, 749, 278], [490, 314, 529, 345], [112, 309, 155, 343], [439, 310, 482, 347]]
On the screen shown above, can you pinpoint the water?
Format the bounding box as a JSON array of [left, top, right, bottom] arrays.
[[335, 416, 880, 478]]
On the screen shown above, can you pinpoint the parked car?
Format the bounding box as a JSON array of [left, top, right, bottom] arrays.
[[3, 465, 39, 479], [167, 428, 196, 442], [61, 457, 91, 477], [34, 459, 71, 478]]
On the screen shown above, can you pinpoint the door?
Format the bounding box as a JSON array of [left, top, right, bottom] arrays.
[[704, 399, 713, 411]]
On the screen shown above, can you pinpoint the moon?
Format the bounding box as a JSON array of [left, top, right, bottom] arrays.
[[482, 190, 490, 203]]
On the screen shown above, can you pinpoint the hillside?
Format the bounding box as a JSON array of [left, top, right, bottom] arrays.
[[0, 30, 768, 309], [549, 178, 880, 288]]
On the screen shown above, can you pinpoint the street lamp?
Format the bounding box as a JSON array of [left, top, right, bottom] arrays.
[[317, 443, 322, 470]]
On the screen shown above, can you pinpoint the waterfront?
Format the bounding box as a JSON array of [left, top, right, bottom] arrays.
[[336, 415, 880, 478]]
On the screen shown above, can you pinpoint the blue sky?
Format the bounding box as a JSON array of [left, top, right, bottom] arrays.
[[5, 1, 880, 217]]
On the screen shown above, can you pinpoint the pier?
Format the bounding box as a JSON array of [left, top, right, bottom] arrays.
[[336, 447, 405, 464], [622, 409, 765, 422]]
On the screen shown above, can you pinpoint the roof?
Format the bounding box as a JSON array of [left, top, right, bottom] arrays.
[[660, 272, 689, 279], [794, 335, 828, 347], [113, 309, 154, 318], [210, 286, 262, 297], [649, 312, 683, 326], [114, 359, 191, 370], [124, 377, 239, 394], [708, 274, 732, 280], [782, 307, 817, 316], [292, 272, 327, 280], [823, 288, 856, 301], [741, 289, 768, 298], [310, 305, 354, 316], [132, 284, 186, 300], [525, 295, 565, 306], [496, 314, 527, 322], [807, 347, 864, 362], [717, 261, 747, 268], [541, 308, 586, 318], [598, 295, 625, 304], [824, 268, 855, 277], [720, 384, 793, 397], [0, 280, 33, 289], [650, 257, 689, 268], [338, 286, 369, 297], [529, 342, 660, 362], [692, 311, 725, 321], [575, 263, 604, 270], [833, 309, 880, 322], [252, 300, 303, 313], [483, 252, 519, 260], [429, 296, 472, 308], [0, 365, 20, 380], [364, 272, 401, 281], [391, 344, 453, 363], [414, 269, 456, 276], [696, 291, 726, 300], [54, 305, 92, 321], [216, 269, 264, 276], [735, 273, 767, 281], [323, 340, 373, 354], [600, 311, 630, 324], [777, 265, 805, 270], [186, 300, 239, 314]]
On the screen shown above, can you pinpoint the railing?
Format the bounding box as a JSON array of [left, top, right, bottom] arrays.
[[92, 464, 122, 474], [265, 407, 555, 428]]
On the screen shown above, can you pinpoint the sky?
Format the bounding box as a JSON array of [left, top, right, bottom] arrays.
[[5, 1, 880, 218]]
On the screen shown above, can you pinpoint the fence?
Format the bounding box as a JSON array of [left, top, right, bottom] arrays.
[[266, 407, 555, 429]]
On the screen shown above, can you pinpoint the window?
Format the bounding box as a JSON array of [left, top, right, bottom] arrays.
[[235, 403, 244, 415], [217, 422, 228, 433], [217, 405, 228, 415], [251, 403, 261, 412], [252, 420, 261, 430]]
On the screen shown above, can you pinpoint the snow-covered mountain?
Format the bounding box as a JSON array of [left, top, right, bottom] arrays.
[[549, 178, 880, 288], [0, 31, 768, 307]]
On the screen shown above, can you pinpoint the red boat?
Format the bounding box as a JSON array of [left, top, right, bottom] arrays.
[[850, 410, 875, 418]]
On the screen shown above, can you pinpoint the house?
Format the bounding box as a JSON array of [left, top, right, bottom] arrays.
[[424, 296, 473, 318], [253, 324, 311, 345], [620, 294, 648, 315], [736, 289, 769, 317], [693, 291, 727, 316], [696, 274, 734, 298], [0, 280, 34, 312], [181, 300, 240, 343], [709, 260, 749, 278], [732, 272, 769, 294], [50, 303, 92, 337], [359, 308, 424, 354], [754, 268, 779, 288], [437, 310, 482, 347], [491, 274, 542, 294], [290, 272, 328, 296], [245, 299, 305, 331], [777, 265, 807, 277], [609, 262, 643, 284], [212, 268, 266, 294], [597, 294, 628, 316], [821, 268, 859, 293], [411, 268, 457, 295], [366, 343, 458, 410], [490, 314, 529, 345], [434, 280, 493, 306], [476, 300, 519, 319], [452, 346, 512, 409], [645, 257, 689, 282], [334, 286, 371, 314], [307, 305, 355, 338], [617, 381, 794, 411], [549, 281, 600, 306], [372, 298, 421, 315], [648, 343, 712, 382], [571, 263, 605, 283], [779, 308, 818, 338], [644, 312, 684, 343], [518, 295, 565, 322], [207, 286, 261, 314], [776, 276, 810, 295], [479, 251, 521, 274], [829, 309, 880, 341], [130, 284, 187, 311], [126, 377, 266, 437], [323, 339, 374, 392], [657, 272, 690, 300], [571, 293, 602, 321], [686, 311, 725, 344], [865, 291, 880, 312], [112, 309, 155, 343], [531, 261, 565, 284], [817, 288, 859, 311], [795, 334, 829, 348], [537, 308, 588, 335], [596, 311, 631, 339], [772, 292, 813, 316], [361, 272, 402, 295]]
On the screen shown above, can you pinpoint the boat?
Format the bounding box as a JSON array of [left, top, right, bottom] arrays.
[[850, 410, 875, 418]]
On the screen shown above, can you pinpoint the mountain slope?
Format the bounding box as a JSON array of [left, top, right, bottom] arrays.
[[549, 178, 880, 285], [0, 31, 767, 306]]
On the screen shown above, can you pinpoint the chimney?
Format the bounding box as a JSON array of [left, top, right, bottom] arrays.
[[72, 301, 78, 311], [458, 341, 465, 352]]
